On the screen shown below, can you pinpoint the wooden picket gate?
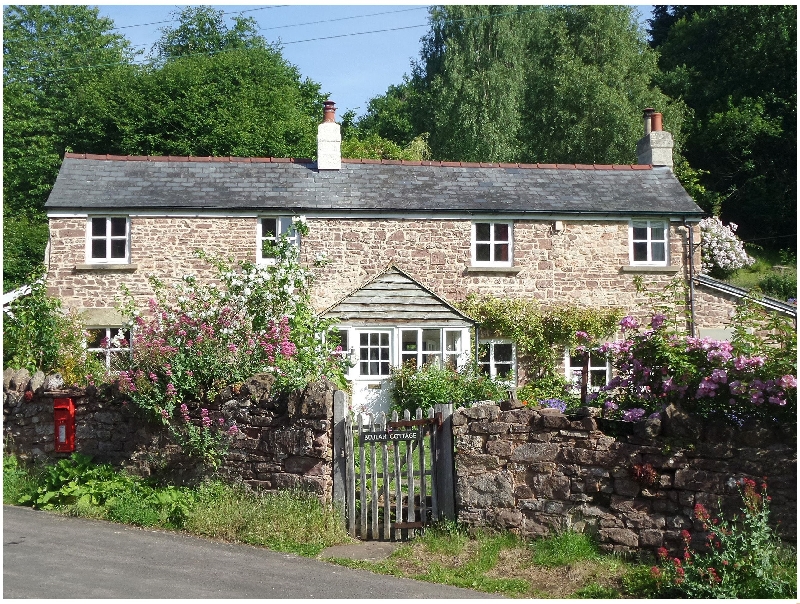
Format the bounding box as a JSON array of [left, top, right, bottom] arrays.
[[332, 395, 455, 541]]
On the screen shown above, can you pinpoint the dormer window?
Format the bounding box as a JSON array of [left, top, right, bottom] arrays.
[[258, 216, 300, 263], [472, 221, 513, 266], [86, 217, 129, 263], [629, 220, 667, 265]]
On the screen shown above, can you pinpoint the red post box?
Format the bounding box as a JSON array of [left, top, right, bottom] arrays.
[[53, 398, 76, 452]]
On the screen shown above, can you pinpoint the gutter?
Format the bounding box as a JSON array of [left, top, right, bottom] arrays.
[[694, 274, 797, 318]]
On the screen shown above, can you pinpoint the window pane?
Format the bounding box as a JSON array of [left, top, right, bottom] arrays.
[[422, 353, 441, 367], [380, 362, 390, 375], [475, 223, 491, 241], [478, 364, 491, 376], [262, 218, 277, 238], [360, 348, 369, 361], [338, 330, 348, 351], [380, 347, 389, 361], [401, 330, 418, 351], [110, 218, 126, 237], [91, 240, 106, 259], [110, 240, 126, 258], [494, 343, 513, 362], [370, 361, 379, 375], [444, 354, 458, 370], [476, 244, 491, 261], [633, 242, 648, 262], [651, 242, 666, 262], [421, 329, 440, 351], [493, 223, 509, 241], [570, 354, 584, 367], [590, 370, 607, 388], [92, 217, 107, 236], [445, 331, 461, 352], [494, 243, 509, 262], [496, 363, 513, 378], [402, 353, 417, 368], [370, 348, 379, 360], [278, 217, 293, 235], [86, 329, 106, 348], [650, 225, 665, 241], [380, 333, 389, 346], [632, 227, 648, 240], [360, 333, 368, 346], [360, 361, 369, 374], [478, 346, 490, 364]]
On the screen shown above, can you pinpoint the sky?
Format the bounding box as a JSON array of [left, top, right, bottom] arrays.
[[97, 3, 654, 119]]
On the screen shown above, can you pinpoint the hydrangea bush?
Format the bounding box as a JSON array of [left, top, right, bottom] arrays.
[[699, 217, 754, 277], [583, 297, 796, 426], [112, 231, 347, 465]]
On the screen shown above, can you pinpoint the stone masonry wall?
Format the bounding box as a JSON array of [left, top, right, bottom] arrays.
[[3, 368, 340, 499], [47, 216, 699, 325], [452, 402, 796, 556]]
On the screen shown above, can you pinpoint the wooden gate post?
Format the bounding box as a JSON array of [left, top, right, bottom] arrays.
[[332, 390, 348, 525], [434, 403, 455, 520]]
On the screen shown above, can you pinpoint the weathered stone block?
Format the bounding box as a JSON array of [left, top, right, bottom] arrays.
[[614, 478, 641, 497], [510, 442, 559, 463], [639, 529, 664, 548], [486, 439, 513, 457], [242, 373, 275, 402], [461, 404, 500, 421], [10, 368, 30, 391], [29, 371, 46, 394], [457, 471, 514, 508], [600, 527, 638, 547]]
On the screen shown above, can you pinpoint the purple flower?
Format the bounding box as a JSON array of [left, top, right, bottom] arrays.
[[622, 408, 646, 422], [779, 375, 797, 389], [227, 424, 239, 436], [539, 398, 567, 413], [575, 331, 591, 343], [648, 412, 661, 420], [604, 401, 618, 411], [650, 314, 666, 329], [619, 316, 639, 331]]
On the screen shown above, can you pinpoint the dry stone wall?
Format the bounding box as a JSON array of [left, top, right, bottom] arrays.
[[452, 402, 796, 555], [3, 368, 340, 499]]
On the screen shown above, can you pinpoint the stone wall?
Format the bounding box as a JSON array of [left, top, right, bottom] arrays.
[[452, 402, 796, 555], [47, 216, 696, 324], [3, 368, 340, 499]]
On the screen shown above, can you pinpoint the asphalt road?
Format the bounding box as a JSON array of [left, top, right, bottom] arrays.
[[4, 505, 497, 599]]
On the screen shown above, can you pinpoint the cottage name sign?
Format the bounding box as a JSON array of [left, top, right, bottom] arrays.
[[361, 430, 419, 443]]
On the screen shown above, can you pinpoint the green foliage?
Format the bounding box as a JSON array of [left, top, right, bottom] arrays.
[[651, 5, 797, 252], [3, 5, 134, 288], [757, 273, 797, 302], [652, 480, 796, 598], [342, 132, 430, 161], [570, 583, 619, 598], [153, 6, 266, 60], [3, 269, 103, 383], [530, 528, 600, 567], [404, 5, 682, 164], [3, 454, 40, 505], [388, 362, 506, 414], [458, 294, 622, 380], [515, 374, 580, 410]]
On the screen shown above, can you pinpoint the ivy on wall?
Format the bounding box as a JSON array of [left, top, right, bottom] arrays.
[[457, 294, 623, 378]]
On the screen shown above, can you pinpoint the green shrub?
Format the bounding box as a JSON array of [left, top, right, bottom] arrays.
[[3, 268, 102, 385], [757, 273, 797, 301], [3, 454, 40, 505], [388, 362, 506, 414]]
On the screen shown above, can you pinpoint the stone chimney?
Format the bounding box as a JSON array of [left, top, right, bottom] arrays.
[[636, 108, 673, 168], [317, 100, 341, 170]]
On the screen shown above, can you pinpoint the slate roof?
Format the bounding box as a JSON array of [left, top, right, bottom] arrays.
[[323, 266, 476, 326], [45, 154, 703, 216]]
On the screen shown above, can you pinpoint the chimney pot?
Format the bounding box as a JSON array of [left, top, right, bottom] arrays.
[[651, 112, 663, 132], [643, 108, 655, 135], [323, 100, 336, 123]]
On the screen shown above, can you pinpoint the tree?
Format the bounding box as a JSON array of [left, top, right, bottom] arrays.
[[380, 5, 682, 165], [650, 5, 797, 251], [153, 6, 266, 61], [3, 5, 133, 290]]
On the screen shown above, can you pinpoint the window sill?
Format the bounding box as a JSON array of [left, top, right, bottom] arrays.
[[621, 265, 680, 274], [465, 266, 522, 274], [75, 263, 138, 272]]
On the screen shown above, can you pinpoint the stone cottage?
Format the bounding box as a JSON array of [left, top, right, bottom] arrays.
[[44, 102, 787, 413]]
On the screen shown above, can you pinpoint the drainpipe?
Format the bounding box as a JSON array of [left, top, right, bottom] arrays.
[[685, 218, 696, 337]]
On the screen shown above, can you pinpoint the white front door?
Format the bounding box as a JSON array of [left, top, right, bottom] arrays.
[[351, 330, 393, 415]]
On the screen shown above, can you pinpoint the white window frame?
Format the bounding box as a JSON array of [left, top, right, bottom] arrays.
[[629, 219, 668, 266], [355, 330, 392, 379], [471, 221, 513, 267], [86, 216, 130, 263], [478, 338, 516, 383], [399, 327, 469, 371], [257, 216, 300, 264], [564, 349, 611, 393], [85, 326, 132, 370]]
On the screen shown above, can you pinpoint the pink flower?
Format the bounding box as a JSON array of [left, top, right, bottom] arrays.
[[227, 424, 239, 436], [650, 313, 666, 329], [779, 374, 797, 389], [619, 315, 639, 331]]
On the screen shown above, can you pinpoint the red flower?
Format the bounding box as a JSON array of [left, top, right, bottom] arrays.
[[680, 529, 691, 540], [694, 503, 710, 521], [23, 390, 33, 401], [657, 547, 669, 559]]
